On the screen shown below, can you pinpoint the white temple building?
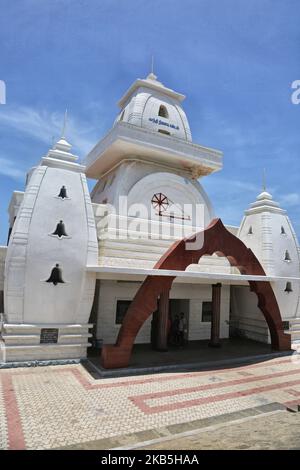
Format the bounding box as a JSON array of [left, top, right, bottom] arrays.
[[0, 71, 299, 368]]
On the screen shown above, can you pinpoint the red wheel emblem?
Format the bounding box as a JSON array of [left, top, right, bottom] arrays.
[[151, 193, 169, 215]]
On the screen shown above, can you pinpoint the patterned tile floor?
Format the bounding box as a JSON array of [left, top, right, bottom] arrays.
[[1, 355, 300, 450]]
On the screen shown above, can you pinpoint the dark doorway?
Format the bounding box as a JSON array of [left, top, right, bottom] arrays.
[[169, 299, 190, 345], [150, 299, 190, 349]]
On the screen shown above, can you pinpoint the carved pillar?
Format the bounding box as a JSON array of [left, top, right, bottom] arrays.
[[209, 283, 222, 348], [156, 290, 170, 351]]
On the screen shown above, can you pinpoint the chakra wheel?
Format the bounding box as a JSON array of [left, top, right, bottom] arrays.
[[151, 193, 169, 215]]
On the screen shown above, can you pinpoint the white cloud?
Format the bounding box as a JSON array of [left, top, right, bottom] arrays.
[[0, 105, 99, 156], [0, 157, 25, 181], [279, 193, 300, 207]]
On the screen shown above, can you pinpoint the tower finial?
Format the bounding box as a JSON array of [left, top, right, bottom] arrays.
[[147, 55, 157, 81], [61, 109, 68, 139], [262, 168, 266, 192]]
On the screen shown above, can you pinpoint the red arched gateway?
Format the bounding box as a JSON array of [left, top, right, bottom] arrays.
[[101, 218, 291, 368]]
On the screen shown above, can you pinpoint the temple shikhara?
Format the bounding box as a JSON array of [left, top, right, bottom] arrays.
[[0, 72, 299, 368]]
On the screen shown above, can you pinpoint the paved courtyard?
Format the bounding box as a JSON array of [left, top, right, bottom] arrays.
[[1, 354, 300, 450]]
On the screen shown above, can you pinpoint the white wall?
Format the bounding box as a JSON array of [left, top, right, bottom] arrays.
[[230, 286, 270, 343], [0, 247, 6, 292], [95, 280, 230, 345]]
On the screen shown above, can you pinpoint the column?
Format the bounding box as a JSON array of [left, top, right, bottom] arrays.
[[209, 283, 222, 348], [156, 290, 170, 351]]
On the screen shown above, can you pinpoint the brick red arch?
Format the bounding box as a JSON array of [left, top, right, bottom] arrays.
[[101, 218, 291, 368]]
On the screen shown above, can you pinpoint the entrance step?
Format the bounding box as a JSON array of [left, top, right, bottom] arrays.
[[84, 350, 293, 379]]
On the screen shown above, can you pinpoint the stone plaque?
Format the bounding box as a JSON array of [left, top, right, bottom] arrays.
[[40, 328, 59, 344]]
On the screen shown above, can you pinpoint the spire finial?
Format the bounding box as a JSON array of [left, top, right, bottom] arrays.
[[147, 55, 157, 81], [61, 109, 68, 139], [262, 168, 266, 192]]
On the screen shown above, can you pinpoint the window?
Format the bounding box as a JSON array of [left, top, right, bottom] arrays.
[[115, 300, 131, 325], [285, 282, 293, 293], [281, 226, 286, 235], [120, 110, 125, 121], [202, 301, 212, 322], [248, 226, 253, 235], [282, 320, 290, 330], [158, 105, 168, 118], [284, 250, 291, 261], [158, 129, 170, 136]]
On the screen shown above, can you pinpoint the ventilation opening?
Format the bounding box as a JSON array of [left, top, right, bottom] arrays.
[[158, 105, 169, 118], [52, 220, 68, 238], [158, 129, 170, 136], [284, 250, 291, 261], [285, 282, 293, 293], [58, 186, 68, 199], [281, 226, 286, 235], [46, 264, 65, 286], [248, 226, 253, 235]]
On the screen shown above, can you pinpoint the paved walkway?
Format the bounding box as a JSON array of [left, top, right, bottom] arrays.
[[1, 354, 300, 450], [140, 411, 300, 450]]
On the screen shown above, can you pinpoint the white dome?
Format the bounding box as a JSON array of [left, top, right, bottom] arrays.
[[114, 73, 192, 142]]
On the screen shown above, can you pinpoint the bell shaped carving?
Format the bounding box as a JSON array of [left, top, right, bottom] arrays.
[[57, 185, 68, 199], [46, 264, 65, 286], [52, 220, 68, 238]]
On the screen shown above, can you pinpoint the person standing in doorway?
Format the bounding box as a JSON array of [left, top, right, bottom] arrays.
[[170, 314, 179, 345], [178, 312, 187, 347]]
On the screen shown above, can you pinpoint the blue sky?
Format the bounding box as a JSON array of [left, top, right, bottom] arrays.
[[0, 0, 299, 244]]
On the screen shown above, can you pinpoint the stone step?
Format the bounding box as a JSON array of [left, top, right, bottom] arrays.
[[2, 333, 92, 346]]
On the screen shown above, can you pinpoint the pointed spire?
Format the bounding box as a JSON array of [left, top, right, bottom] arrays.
[[61, 109, 68, 139], [147, 55, 157, 81], [45, 109, 78, 163], [257, 168, 272, 201], [262, 168, 266, 192], [245, 172, 284, 215]]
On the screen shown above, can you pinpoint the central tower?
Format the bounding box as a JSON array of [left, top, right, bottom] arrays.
[[86, 72, 222, 229]]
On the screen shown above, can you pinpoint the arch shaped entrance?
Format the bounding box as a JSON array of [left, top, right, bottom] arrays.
[[101, 219, 291, 369]]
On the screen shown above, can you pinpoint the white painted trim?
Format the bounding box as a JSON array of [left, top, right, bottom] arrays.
[[86, 265, 300, 283]]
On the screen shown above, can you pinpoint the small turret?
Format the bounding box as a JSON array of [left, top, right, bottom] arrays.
[[238, 183, 300, 319], [3, 113, 98, 362]]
